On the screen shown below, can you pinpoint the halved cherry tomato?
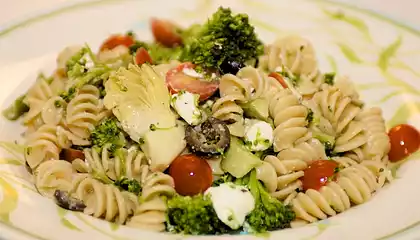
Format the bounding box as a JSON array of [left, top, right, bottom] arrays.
[[135, 47, 153, 65], [388, 124, 420, 162], [169, 154, 213, 196], [99, 34, 135, 51], [269, 72, 288, 89], [302, 160, 338, 191], [150, 18, 182, 47], [166, 62, 219, 100]]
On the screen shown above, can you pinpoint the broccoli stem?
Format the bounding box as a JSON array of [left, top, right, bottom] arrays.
[[2, 94, 29, 121]]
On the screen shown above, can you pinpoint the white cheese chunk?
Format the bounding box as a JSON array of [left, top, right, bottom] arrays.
[[205, 183, 255, 230], [182, 67, 204, 78], [244, 119, 274, 151], [171, 91, 202, 125]]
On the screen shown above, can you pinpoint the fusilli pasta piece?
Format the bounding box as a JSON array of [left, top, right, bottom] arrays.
[[268, 88, 311, 151], [126, 172, 176, 231], [25, 124, 61, 169], [290, 160, 390, 223], [71, 177, 138, 224], [66, 85, 110, 140], [212, 67, 269, 136], [34, 160, 74, 197], [23, 75, 55, 125]]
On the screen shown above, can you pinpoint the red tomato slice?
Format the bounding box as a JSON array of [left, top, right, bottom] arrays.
[[302, 160, 338, 191], [269, 72, 288, 89], [135, 47, 153, 65], [99, 34, 135, 51], [388, 124, 420, 162], [166, 62, 219, 101], [169, 154, 213, 196], [150, 18, 183, 47]]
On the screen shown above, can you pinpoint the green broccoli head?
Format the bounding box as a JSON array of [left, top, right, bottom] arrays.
[[182, 7, 264, 73], [114, 177, 141, 195], [166, 194, 232, 235], [245, 170, 295, 233], [90, 117, 126, 153]]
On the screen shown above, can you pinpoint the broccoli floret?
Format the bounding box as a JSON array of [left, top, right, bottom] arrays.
[[245, 170, 295, 233], [114, 177, 141, 195], [324, 72, 336, 85], [90, 117, 126, 153], [2, 94, 29, 121], [312, 131, 335, 156], [181, 7, 264, 73], [166, 194, 233, 235], [212, 173, 235, 187]]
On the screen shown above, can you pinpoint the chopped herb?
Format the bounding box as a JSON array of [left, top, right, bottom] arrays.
[[328, 105, 333, 112], [334, 167, 340, 173], [379, 168, 384, 172], [54, 100, 62, 108], [26, 147, 32, 155], [60, 87, 77, 102], [324, 72, 336, 85], [306, 109, 314, 124], [139, 138, 145, 144], [149, 124, 157, 131]]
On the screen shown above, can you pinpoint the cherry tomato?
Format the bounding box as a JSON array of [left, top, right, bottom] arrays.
[[166, 62, 219, 101], [99, 34, 135, 51], [60, 148, 85, 163], [150, 18, 183, 47], [269, 72, 288, 89], [388, 124, 420, 162], [135, 47, 153, 65], [169, 154, 213, 196], [302, 160, 338, 191]]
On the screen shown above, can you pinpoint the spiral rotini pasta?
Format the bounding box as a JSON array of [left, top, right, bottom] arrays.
[[71, 176, 139, 224], [263, 35, 323, 95], [34, 160, 74, 197], [24, 124, 61, 169], [23, 75, 55, 125], [289, 160, 390, 223], [354, 107, 391, 163], [268, 88, 311, 151], [126, 172, 176, 231], [212, 67, 269, 136], [72, 145, 150, 183], [66, 84, 110, 140]]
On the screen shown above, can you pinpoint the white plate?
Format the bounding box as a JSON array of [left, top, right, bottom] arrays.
[[1, 0, 420, 239]]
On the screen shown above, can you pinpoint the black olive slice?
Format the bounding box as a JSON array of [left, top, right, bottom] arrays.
[[54, 190, 86, 212], [185, 117, 230, 155], [220, 60, 245, 75]]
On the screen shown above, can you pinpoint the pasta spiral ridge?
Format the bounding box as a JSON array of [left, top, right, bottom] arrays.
[[24, 124, 61, 169], [264, 35, 322, 95], [212, 67, 269, 137], [72, 145, 150, 183], [66, 85, 109, 140], [354, 107, 391, 163], [268, 88, 311, 151], [34, 159, 74, 198], [290, 160, 390, 223], [256, 139, 326, 201], [23, 76, 55, 125], [71, 176, 138, 224], [126, 172, 176, 231]]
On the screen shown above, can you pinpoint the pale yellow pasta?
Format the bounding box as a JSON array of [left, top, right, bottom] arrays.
[[289, 160, 390, 223], [354, 107, 391, 163], [34, 160, 74, 197], [41, 96, 66, 125], [23, 75, 55, 125], [24, 124, 61, 169], [72, 145, 149, 183], [126, 172, 176, 231], [257, 154, 307, 201], [213, 67, 269, 136], [277, 138, 327, 164], [66, 85, 110, 139], [268, 88, 311, 151], [264, 35, 321, 95], [334, 120, 366, 153], [56, 45, 84, 71], [71, 177, 138, 224]]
